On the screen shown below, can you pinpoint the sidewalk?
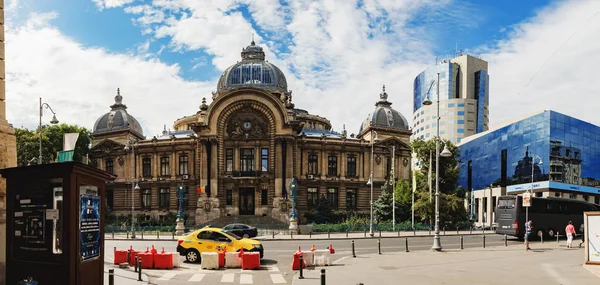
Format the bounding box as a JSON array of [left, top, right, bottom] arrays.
[[292, 242, 600, 285], [104, 263, 149, 285]]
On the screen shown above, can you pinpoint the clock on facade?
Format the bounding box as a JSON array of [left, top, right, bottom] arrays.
[[243, 121, 252, 130]]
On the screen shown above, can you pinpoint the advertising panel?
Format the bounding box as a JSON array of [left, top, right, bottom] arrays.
[[585, 212, 600, 264], [80, 193, 100, 261]]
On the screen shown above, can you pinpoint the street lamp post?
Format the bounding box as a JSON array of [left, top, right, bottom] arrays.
[[526, 153, 543, 223], [39, 97, 59, 164], [176, 185, 186, 235], [367, 129, 379, 237], [422, 72, 452, 251], [124, 139, 139, 238], [288, 177, 298, 230]]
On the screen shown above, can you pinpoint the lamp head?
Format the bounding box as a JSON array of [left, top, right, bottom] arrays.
[[440, 144, 452, 157], [422, 96, 432, 106], [134, 184, 140, 190], [372, 131, 379, 143], [50, 115, 59, 125], [366, 175, 372, 186], [123, 145, 130, 151]]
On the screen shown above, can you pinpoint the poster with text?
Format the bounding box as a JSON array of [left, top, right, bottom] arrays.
[[80, 194, 101, 261], [586, 213, 600, 264]]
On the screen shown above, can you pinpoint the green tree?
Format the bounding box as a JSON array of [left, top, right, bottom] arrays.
[[373, 189, 399, 223], [411, 138, 462, 197], [394, 179, 413, 222], [15, 124, 92, 166]]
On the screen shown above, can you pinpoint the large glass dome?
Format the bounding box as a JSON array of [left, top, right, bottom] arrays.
[[217, 41, 287, 92], [358, 86, 409, 135]]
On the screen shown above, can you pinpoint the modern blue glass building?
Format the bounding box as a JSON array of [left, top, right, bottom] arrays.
[[458, 110, 600, 226], [412, 54, 489, 144]]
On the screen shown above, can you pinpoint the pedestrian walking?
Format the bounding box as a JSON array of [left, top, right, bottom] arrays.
[[579, 222, 585, 248], [525, 219, 532, 251], [565, 221, 576, 248]]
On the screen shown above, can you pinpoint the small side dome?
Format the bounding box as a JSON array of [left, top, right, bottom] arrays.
[[216, 40, 287, 92], [358, 85, 409, 135], [93, 88, 144, 137]]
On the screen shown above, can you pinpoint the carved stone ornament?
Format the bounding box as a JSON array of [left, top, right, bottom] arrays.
[[375, 154, 382, 165], [102, 144, 112, 154], [403, 157, 409, 167], [118, 156, 125, 166], [226, 108, 268, 140], [280, 202, 288, 212], [204, 201, 211, 212]]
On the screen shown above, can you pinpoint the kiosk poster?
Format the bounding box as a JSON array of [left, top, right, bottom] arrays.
[[80, 194, 101, 261], [585, 213, 600, 264]]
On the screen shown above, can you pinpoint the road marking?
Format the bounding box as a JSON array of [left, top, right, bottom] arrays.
[[268, 265, 280, 272], [221, 273, 235, 283], [240, 274, 253, 284], [188, 274, 206, 282], [541, 263, 571, 285], [270, 273, 286, 283], [157, 272, 177, 280]]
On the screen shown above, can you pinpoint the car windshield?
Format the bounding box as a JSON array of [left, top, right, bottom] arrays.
[[222, 230, 242, 240]]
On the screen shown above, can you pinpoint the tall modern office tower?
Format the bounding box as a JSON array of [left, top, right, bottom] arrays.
[[412, 54, 489, 144]]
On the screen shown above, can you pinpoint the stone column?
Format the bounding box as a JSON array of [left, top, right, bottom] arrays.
[[210, 142, 218, 198], [274, 140, 282, 197], [0, 1, 15, 284]]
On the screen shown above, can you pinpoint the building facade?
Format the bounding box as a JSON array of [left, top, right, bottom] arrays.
[[0, 0, 15, 283], [90, 41, 413, 225], [458, 110, 600, 227], [412, 54, 489, 144]]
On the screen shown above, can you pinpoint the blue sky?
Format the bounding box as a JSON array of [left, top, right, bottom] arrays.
[[5, 0, 600, 138]]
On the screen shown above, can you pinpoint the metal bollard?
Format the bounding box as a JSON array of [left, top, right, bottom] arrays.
[[309, 231, 312, 239], [108, 269, 114, 285], [398, 230, 400, 236], [378, 239, 381, 254], [457, 227, 459, 234], [299, 254, 304, 279], [364, 230, 367, 238], [112, 229, 115, 239], [138, 259, 143, 281], [470, 227, 472, 234], [134, 255, 138, 272], [346, 231, 348, 238], [429, 228, 431, 236], [557, 232, 560, 243], [541, 233, 544, 244], [172, 231, 175, 239], [413, 228, 416, 236], [460, 236, 464, 250], [291, 231, 294, 239], [321, 269, 326, 285], [157, 231, 160, 239], [443, 227, 446, 235], [504, 234, 508, 246], [273, 230, 276, 239], [127, 231, 129, 239], [328, 230, 330, 239], [405, 237, 409, 252], [482, 235, 486, 248], [379, 230, 382, 237], [126, 250, 130, 265], [352, 240, 356, 258], [142, 230, 144, 240]]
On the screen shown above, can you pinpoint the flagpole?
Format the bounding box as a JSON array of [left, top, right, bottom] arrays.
[[411, 154, 416, 230], [392, 146, 396, 232]]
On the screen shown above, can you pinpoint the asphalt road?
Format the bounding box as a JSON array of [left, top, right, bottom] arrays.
[[105, 234, 516, 285]]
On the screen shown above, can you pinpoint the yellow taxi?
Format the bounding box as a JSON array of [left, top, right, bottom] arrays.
[[176, 227, 264, 263]]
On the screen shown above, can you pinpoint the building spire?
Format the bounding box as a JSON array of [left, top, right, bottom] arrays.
[[251, 33, 255, 46]]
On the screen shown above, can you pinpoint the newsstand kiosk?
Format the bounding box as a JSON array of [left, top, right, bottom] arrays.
[[0, 162, 114, 285]]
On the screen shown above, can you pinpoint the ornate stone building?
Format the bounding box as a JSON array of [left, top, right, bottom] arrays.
[[91, 41, 413, 225]]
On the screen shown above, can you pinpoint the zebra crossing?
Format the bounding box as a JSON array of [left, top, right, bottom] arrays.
[[147, 265, 290, 284]]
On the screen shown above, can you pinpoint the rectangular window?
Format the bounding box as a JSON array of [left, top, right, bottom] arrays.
[[475, 198, 480, 222], [105, 159, 114, 174], [261, 189, 268, 205], [555, 192, 561, 197], [458, 103, 465, 107], [160, 156, 170, 176], [595, 196, 600, 204], [142, 157, 151, 177], [457, 120, 465, 124], [179, 154, 189, 175], [307, 187, 318, 207], [347, 156, 357, 177], [308, 153, 318, 175], [159, 188, 170, 208], [328, 155, 337, 176], [346, 189, 357, 209], [261, 148, 269, 172], [457, 129, 465, 133], [142, 189, 152, 208], [327, 188, 338, 208], [226, 190, 233, 205], [457, 111, 465, 116], [240, 148, 254, 172], [226, 148, 233, 172], [448, 103, 455, 107], [569, 193, 575, 199]]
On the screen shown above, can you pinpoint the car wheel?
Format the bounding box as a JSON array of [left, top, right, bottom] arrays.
[[243, 233, 250, 238], [186, 249, 200, 263]]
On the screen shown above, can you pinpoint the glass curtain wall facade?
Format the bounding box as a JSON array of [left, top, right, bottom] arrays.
[[459, 110, 600, 201]]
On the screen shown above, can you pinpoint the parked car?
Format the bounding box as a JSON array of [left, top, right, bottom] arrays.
[[222, 223, 258, 238], [177, 227, 264, 263]]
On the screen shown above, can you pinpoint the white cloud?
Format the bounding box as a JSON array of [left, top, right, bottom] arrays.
[[6, 12, 211, 137], [481, 0, 600, 127], [92, 0, 136, 10]]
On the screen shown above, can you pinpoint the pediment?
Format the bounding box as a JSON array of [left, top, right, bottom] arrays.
[[90, 139, 125, 154]]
